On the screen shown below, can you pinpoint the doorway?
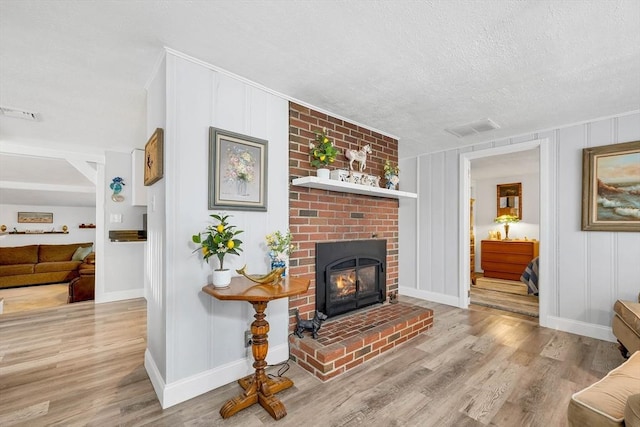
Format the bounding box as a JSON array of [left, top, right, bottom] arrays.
[[0, 146, 104, 314], [459, 139, 551, 324]]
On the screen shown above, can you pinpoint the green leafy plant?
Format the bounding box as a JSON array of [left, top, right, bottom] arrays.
[[265, 229, 296, 261], [383, 160, 400, 177], [309, 128, 340, 168], [192, 213, 243, 270]]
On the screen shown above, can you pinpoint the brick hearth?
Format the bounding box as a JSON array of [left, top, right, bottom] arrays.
[[290, 302, 434, 381]]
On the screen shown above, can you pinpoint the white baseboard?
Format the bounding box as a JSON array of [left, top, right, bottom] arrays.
[[399, 286, 461, 308], [546, 315, 616, 343], [95, 288, 144, 304], [144, 349, 166, 406], [145, 343, 290, 409]]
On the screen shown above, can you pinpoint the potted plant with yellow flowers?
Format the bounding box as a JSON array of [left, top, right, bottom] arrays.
[[383, 160, 400, 190], [192, 213, 243, 288], [309, 128, 340, 179]]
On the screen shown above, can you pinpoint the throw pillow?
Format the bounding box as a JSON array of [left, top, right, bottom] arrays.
[[72, 245, 93, 261]]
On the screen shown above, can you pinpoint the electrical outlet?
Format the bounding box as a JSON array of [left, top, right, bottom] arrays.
[[244, 330, 252, 348]]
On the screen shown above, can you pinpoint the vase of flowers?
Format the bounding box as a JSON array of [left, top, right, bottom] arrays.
[[309, 128, 340, 179], [225, 145, 255, 196], [494, 214, 520, 240], [383, 160, 400, 190], [265, 229, 296, 277], [192, 213, 244, 288]]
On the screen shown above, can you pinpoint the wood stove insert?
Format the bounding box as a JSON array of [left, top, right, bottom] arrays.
[[315, 240, 386, 318]]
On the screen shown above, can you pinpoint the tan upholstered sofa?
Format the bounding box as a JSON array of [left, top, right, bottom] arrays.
[[613, 297, 640, 359], [568, 351, 640, 427], [0, 243, 93, 288]]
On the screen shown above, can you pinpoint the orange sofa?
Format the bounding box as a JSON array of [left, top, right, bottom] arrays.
[[0, 243, 93, 289]]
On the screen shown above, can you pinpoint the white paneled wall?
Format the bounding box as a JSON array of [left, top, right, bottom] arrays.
[[145, 51, 290, 408], [400, 111, 640, 340]]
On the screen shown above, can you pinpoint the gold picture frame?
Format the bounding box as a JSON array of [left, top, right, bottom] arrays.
[[144, 128, 164, 186], [496, 182, 522, 220], [581, 140, 640, 231], [18, 212, 53, 223]]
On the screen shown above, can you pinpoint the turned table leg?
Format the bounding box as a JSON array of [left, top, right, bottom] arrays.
[[219, 300, 293, 420]]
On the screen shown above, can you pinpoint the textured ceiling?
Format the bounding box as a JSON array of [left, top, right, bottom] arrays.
[[0, 1, 638, 200]]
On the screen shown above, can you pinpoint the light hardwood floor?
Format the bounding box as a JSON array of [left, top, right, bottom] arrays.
[[0, 284, 69, 315], [0, 296, 624, 426]]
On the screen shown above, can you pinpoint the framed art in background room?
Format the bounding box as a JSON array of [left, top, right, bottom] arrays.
[[144, 128, 164, 186], [582, 140, 640, 231], [208, 127, 268, 211]]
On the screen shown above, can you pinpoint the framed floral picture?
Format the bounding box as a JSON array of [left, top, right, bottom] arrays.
[[581, 140, 640, 231], [208, 127, 268, 211]]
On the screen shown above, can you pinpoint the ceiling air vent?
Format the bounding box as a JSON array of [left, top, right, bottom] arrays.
[[445, 118, 499, 138], [0, 106, 40, 121]]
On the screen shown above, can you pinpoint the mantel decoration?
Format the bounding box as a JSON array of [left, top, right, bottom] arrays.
[[110, 177, 125, 202], [265, 229, 296, 277], [345, 144, 372, 172], [209, 127, 268, 212], [309, 128, 340, 179], [581, 140, 640, 231], [383, 160, 400, 190], [494, 214, 520, 240], [192, 213, 244, 288]]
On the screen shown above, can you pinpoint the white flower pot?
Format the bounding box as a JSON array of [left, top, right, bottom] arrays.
[[212, 269, 232, 288], [316, 168, 330, 179]]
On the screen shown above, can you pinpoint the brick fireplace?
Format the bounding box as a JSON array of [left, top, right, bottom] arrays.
[[287, 102, 432, 381]]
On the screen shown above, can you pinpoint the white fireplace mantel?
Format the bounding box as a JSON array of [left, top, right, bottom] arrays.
[[292, 176, 417, 200]]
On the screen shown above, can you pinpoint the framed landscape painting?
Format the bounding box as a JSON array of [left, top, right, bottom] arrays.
[[208, 127, 268, 211], [581, 140, 640, 231]]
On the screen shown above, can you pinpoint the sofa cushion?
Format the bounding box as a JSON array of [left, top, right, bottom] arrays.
[[0, 264, 35, 276], [568, 351, 640, 426], [0, 245, 38, 265], [35, 261, 81, 273], [38, 243, 92, 262], [72, 245, 93, 261], [614, 300, 640, 336]]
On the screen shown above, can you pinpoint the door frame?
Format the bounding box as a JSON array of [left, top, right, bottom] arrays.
[[458, 138, 551, 326]]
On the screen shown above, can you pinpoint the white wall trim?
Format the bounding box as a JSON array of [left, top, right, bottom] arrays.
[[163, 47, 398, 140], [148, 343, 289, 409], [399, 286, 461, 307], [546, 316, 616, 343], [95, 289, 144, 304], [144, 349, 166, 407], [0, 180, 94, 193], [0, 141, 105, 162]]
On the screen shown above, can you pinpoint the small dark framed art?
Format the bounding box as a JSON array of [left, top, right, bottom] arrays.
[[144, 128, 164, 186]]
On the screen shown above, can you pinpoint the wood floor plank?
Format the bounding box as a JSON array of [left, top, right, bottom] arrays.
[[0, 297, 626, 426]]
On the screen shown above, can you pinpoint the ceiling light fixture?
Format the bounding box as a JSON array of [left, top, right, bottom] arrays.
[[445, 118, 500, 138], [0, 106, 41, 121]]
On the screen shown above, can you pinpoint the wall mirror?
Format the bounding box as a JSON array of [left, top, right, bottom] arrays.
[[496, 182, 522, 219]]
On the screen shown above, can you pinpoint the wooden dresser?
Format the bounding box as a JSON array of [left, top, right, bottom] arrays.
[[481, 240, 539, 281]]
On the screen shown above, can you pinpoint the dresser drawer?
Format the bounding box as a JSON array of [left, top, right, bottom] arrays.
[[481, 252, 534, 265], [482, 241, 536, 255], [482, 261, 529, 275]]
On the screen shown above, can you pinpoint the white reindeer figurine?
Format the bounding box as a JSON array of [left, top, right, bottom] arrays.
[[345, 144, 372, 172]]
